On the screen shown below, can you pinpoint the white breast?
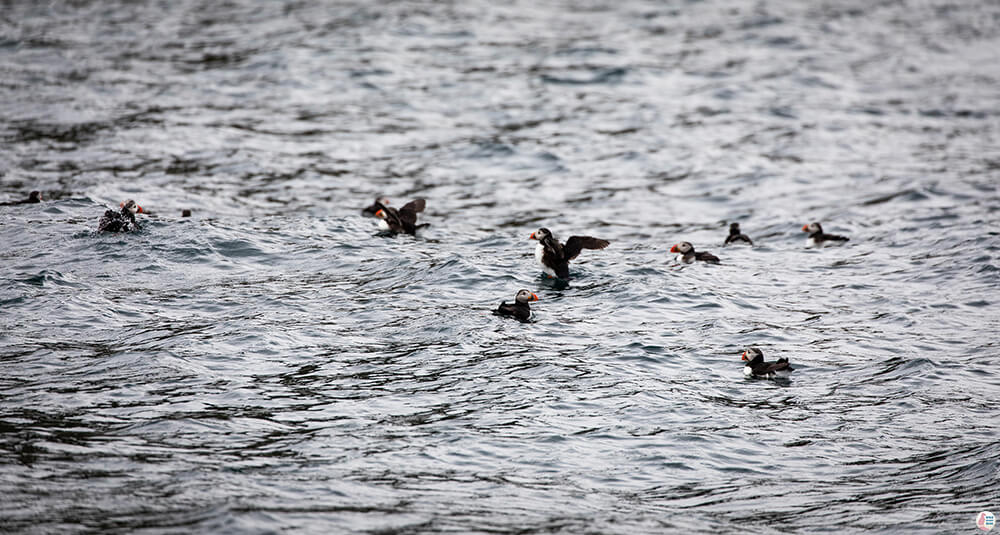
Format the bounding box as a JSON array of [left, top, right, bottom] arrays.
[[535, 243, 557, 277]]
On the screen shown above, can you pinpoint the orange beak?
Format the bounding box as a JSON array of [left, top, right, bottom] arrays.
[[375, 209, 385, 218], [135, 205, 143, 214], [802, 224, 809, 232], [741, 351, 748, 361], [529, 232, 536, 240], [669, 244, 679, 253], [531, 293, 539, 302]]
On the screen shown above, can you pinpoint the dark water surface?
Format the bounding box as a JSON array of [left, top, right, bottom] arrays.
[[2, 1, 999, 533]]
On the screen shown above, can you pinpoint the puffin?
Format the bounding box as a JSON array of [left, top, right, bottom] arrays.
[[362, 196, 389, 217], [670, 241, 720, 264], [802, 222, 849, 247], [742, 347, 794, 379], [724, 222, 753, 246], [373, 199, 427, 235], [529, 228, 610, 279], [98, 199, 144, 233], [494, 289, 539, 322], [1, 191, 42, 205]]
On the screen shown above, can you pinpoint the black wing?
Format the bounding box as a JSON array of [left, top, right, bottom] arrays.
[[398, 199, 426, 225], [695, 251, 721, 264], [765, 359, 793, 373], [563, 236, 610, 260]]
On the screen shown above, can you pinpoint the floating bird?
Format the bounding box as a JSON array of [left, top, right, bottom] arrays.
[[529, 227, 610, 279], [1, 191, 42, 205], [742, 347, 794, 379], [802, 222, 849, 247], [374, 199, 427, 235], [724, 222, 753, 246], [670, 241, 720, 264], [362, 196, 390, 217], [494, 289, 539, 322], [98, 200, 144, 233]]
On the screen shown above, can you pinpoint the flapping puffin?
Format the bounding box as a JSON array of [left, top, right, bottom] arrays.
[[374, 199, 427, 235], [529, 228, 609, 279], [802, 222, 849, 247], [98, 200, 144, 233], [670, 241, 720, 264], [494, 289, 539, 322], [724, 222, 753, 246], [742, 347, 794, 379]]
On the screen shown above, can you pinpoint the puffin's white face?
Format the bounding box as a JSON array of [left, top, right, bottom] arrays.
[[671, 241, 693, 254], [741, 347, 763, 361], [803, 222, 821, 234], [120, 200, 142, 214], [514, 289, 539, 303], [530, 228, 552, 241]]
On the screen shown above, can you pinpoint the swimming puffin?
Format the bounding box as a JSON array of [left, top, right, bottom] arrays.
[[494, 289, 539, 322], [374, 199, 426, 235], [1, 191, 42, 205], [362, 196, 389, 217], [529, 228, 610, 279], [802, 222, 849, 247], [670, 241, 720, 264], [98, 200, 144, 233], [724, 222, 753, 246], [742, 347, 794, 379]]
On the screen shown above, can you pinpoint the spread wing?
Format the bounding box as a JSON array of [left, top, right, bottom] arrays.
[[563, 236, 610, 260], [399, 199, 426, 225]]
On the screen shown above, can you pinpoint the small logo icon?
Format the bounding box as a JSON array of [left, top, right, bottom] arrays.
[[979, 511, 996, 532]]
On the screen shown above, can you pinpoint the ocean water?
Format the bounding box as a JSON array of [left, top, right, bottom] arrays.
[[1, 1, 999, 533]]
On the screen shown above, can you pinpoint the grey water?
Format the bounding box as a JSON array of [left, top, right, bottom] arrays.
[[2, 0, 999, 533]]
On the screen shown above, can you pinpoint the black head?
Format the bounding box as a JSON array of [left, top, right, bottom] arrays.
[[530, 228, 552, 241], [729, 222, 740, 235], [670, 241, 694, 254], [803, 222, 822, 234], [28, 191, 42, 202], [120, 199, 142, 215], [741, 347, 764, 362], [514, 289, 540, 304]]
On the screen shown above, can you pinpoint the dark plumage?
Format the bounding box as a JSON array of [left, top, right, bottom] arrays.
[[742, 347, 794, 379], [802, 222, 849, 247], [362, 196, 389, 217], [670, 241, 720, 264], [529, 227, 610, 279], [1, 191, 42, 205], [98, 200, 144, 233], [724, 222, 753, 246], [374, 199, 427, 235], [494, 289, 539, 322]]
